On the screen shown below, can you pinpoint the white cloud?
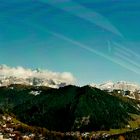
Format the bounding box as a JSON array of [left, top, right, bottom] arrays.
[[0, 65, 76, 84]]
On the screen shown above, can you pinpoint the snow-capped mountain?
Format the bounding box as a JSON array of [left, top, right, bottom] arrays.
[[0, 65, 75, 88], [90, 81, 140, 100], [90, 81, 140, 92]]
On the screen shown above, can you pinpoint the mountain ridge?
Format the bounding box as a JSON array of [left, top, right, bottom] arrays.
[[90, 81, 140, 92]]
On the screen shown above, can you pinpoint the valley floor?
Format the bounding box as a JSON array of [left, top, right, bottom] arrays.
[[0, 113, 140, 140]]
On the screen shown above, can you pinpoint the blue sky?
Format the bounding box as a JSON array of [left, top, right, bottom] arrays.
[[0, 0, 140, 85]]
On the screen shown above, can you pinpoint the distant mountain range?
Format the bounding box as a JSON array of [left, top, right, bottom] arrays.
[[1, 65, 140, 102], [0, 65, 140, 92], [90, 81, 140, 92], [0, 75, 67, 88], [90, 81, 140, 100], [0, 65, 74, 88]]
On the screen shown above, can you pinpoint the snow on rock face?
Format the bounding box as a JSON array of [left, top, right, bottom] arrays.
[[0, 65, 76, 88], [90, 81, 140, 92], [29, 91, 41, 96], [99, 81, 114, 91], [90, 81, 140, 100]]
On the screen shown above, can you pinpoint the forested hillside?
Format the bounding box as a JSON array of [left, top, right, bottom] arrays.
[[0, 85, 140, 134]]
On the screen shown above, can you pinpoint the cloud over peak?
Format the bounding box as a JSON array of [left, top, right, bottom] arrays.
[[0, 65, 76, 86]]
